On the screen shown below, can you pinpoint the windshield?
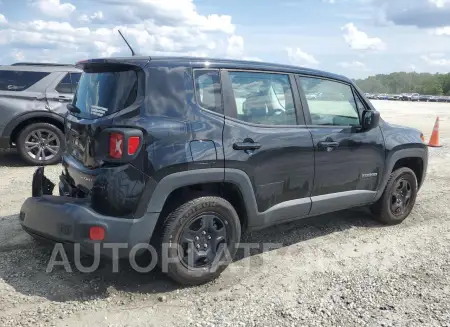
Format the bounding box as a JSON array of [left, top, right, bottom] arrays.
[[72, 69, 138, 119]]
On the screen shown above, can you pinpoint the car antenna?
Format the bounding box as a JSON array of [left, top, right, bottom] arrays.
[[117, 29, 137, 56]]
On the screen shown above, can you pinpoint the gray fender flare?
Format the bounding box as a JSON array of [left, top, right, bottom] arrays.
[[145, 168, 259, 224], [374, 147, 428, 201]]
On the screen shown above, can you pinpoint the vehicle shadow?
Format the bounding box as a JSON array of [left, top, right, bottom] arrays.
[[0, 150, 28, 167], [0, 208, 383, 303]]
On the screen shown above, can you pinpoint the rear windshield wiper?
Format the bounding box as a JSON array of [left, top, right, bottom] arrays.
[[67, 103, 81, 114]]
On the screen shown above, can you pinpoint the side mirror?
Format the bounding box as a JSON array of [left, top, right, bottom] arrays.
[[362, 110, 380, 131]]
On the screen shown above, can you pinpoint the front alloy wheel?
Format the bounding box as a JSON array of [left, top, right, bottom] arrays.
[[390, 178, 412, 216], [371, 167, 418, 225]]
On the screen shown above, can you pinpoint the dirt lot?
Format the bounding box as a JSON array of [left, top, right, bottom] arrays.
[[0, 100, 449, 327]]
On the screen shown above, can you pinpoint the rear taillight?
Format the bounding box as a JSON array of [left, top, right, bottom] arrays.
[[108, 131, 142, 160], [109, 133, 124, 159], [89, 226, 105, 241], [128, 136, 140, 155]]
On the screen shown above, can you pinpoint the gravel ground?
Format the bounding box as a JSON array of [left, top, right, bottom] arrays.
[[0, 100, 449, 327]]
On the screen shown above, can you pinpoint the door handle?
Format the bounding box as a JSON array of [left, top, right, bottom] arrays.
[[233, 142, 261, 151], [318, 141, 339, 148], [55, 96, 70, 102]]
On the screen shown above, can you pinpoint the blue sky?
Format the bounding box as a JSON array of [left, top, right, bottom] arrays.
[[0, 0, 449, 78]]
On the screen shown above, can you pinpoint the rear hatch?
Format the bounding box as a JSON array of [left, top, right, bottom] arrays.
[[65, 59, 147, 169]]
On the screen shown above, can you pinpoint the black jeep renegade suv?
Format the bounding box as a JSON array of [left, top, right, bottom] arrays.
[[20, 56, 428, 285]]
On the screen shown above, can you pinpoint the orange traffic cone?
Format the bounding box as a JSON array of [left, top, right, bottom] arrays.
[[428, 116, 442, 147]]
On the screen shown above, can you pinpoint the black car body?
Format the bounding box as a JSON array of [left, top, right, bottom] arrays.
[[419, 95, 431, 102], [20, 56, 428, 285]]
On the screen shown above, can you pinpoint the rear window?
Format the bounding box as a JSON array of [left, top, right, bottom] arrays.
[[0, 70, 50, 91], [72, 69, 138, 118]]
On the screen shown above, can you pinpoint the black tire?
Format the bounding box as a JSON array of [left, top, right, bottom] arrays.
[[371, 167, 418, 225], [17, 123, 64, 166], [157, 196, 241, 286]]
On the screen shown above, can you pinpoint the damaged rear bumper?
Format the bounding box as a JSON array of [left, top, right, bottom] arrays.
[[20, 167, 160, 259]]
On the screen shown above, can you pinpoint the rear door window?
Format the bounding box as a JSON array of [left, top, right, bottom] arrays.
[[55, 72, 82, 94], [73, 69, 138, 118], [227, 71, 297, 126], [0, 70, 50, 91], [55, 73, 72, 94]]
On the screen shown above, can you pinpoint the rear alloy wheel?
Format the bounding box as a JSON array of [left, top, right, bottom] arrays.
[[17, 123, 64, 166], [371, 167, 418, 225], [158, 196, 241, 286]]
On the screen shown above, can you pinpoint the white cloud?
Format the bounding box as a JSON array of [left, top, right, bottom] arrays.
[[369, 0, 450, 28], [0, 1, 251, 64], [342, 23, 386, 51], [78, 11, 104, 23], [0, 14, 7, 25], [421, 54, 450, 66], [100, 0, 236, 34], [32, 0, 76, 19], [93, 41, 121, 57], [286, 47, 319, 67], [338, 61, 369, 70], [434, 26, 450, 35], [428, 0, 450, 8]]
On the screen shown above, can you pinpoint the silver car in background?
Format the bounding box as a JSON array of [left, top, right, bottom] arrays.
[[0, 63, 82, 165]]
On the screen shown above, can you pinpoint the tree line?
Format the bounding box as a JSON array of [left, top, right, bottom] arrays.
[[354, 72, 450, 95]]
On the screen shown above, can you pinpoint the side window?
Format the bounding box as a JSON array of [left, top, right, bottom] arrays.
[[298, 76, 360, 126], [0, 71, 50, 91], [228, 71, 296, 126], [55, 73, 73, 94], [193, 69, 222, 113]]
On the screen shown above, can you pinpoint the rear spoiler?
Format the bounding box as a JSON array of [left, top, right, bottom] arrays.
[[75, 57, 151, 70]]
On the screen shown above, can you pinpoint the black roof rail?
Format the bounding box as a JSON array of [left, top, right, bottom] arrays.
[[11, 62, 75, 67]]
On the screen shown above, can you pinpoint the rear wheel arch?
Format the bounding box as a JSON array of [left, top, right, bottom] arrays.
[[146, 169, 257, 241], [6, 112, 65, 144]]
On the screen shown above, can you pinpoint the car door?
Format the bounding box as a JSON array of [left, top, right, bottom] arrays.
[[222, 70, 315, 228], [0, 69, 51, 136], [45, 72, 81, 115], [296, 75, 385, 215]]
